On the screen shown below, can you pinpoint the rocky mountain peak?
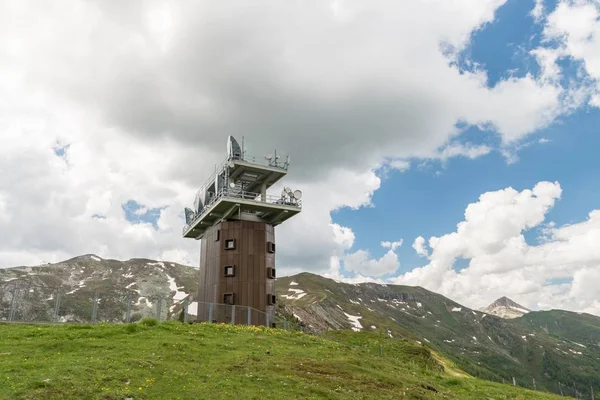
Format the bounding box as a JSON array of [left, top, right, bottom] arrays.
[[481, 296, 530, 319]]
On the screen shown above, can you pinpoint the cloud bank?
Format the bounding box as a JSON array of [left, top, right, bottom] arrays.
[[1, 1, 599, 315]]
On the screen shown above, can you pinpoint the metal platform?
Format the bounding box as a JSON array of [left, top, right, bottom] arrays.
[[183, 136, 302, 239], [227, 156, 288, 194], [183, 189, 301, 239]]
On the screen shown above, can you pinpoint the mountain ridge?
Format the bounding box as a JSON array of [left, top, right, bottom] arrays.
[[276, 272, 600, 397], [2, 257, 600, 397]]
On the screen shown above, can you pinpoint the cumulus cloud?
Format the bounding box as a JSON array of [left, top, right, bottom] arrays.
[[343, 248, 400, 277], [534, 1, 600, 107], [392, 181, 600, 316], [412, 236, 430, 257]]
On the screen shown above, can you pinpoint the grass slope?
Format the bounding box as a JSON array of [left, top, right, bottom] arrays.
[[0, 322, 566, 399], [276, 273, 600, 397]]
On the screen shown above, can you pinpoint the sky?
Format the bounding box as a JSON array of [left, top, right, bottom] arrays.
[[2, 0, 600, 315]]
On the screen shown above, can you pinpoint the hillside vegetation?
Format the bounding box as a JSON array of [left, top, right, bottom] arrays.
[[277, 273, 600, 397], [0, 321, 566, 400]]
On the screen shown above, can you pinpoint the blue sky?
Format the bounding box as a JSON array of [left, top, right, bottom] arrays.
[[333, 0, 600, 276]]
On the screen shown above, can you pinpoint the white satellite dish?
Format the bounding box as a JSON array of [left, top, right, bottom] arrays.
[[265, 152, 273, 161], [229, 182, 236, 189], [227, 136, 242, 159], [284, 187, 292, 194], [293, 190, 302, 200]]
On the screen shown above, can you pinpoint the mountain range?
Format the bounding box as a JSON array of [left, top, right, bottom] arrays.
[[275, 273, 600, 398], [1, 255, 599, 398]]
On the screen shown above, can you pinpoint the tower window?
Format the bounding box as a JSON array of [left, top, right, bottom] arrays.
[[267, 294, 276, 305], [224, 293, 235, 305], [267, 267, 276, 279], [215, 229, 220, 241], [267, 241, 275, 253], [225, 239, 236, 250], [224, 265, 235, 277]]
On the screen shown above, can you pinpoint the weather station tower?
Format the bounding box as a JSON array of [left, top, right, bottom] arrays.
[[182, 136, 302, 326]]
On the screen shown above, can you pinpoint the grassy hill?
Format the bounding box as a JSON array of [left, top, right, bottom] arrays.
[[0, 321, 567, 400], [2, 258, 599, 397], [276, 273, 600, 397]]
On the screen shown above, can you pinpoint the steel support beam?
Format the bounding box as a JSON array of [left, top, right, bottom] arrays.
[[220, 204, 240, 222], [269, 210, 289, 224]]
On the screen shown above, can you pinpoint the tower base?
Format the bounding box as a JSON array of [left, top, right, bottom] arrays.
[[196, 220, 276, 326]]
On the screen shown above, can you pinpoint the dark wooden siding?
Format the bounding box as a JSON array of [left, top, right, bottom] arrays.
[[196, 220, 275, 325]]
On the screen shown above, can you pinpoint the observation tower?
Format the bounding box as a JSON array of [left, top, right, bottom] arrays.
[[183, 136, 302, 325]]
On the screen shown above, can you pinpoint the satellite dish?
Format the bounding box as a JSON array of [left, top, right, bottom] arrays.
[[184, 208, 195, 224], [265, 152, 273, 161], [193, 191, 204, 213], [228, 161, 235, 168], [202, 188, 212, 206], [215, 174, 226, 195], [229, 182, 236, 189], [227, 135, 242, 159], [284, 187, 292, 194], [293, 190, 302, 200]]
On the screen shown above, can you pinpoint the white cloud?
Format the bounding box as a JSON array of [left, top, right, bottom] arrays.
[[388, 160, 411, 172], [391, 181, 600, 316], [436, 143, 492, 161], [133, 207, 150, 216], [531, 0, 546, 22], [332, 223, 356, 249], [381, 240, 403, 251], [537, 1, 600, 107], [343, 248, 400, 277], [412, 236, 430, 257]]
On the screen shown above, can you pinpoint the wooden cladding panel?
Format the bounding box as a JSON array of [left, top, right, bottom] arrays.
[[197, 220, 276, 324]]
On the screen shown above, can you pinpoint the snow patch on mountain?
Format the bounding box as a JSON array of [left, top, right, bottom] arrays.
[[281, 287, 307, 300], [167, 275, 187, 301], [343, 312, 362, 331]]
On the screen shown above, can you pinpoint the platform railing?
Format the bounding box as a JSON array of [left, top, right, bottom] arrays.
[[183, 187, 302, 234], [196, 152, 288, 202], [236, 153, 289, 170]]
